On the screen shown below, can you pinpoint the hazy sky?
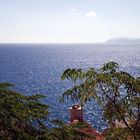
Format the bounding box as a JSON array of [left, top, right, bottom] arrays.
[[0, 0, 140, 43]]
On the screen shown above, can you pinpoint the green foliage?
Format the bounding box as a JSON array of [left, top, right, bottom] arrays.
[[0, 83, 49, 140], [0, 83, 94, 140], [45, 120, 94, 140], [61, 61, 140, 139], [105, 127, 130, 140]]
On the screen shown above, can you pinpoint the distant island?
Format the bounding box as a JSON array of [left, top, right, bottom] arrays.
[[105, 38, 140, 44]]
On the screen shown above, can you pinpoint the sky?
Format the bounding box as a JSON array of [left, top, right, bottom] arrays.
[[0, 0, 140, 43]]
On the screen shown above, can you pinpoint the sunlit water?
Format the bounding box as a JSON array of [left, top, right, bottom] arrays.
[[0, 44, 140, 131]]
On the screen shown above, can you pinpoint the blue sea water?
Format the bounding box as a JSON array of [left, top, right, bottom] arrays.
[[0, 44, 140, 131]]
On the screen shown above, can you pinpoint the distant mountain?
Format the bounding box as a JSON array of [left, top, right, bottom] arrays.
[[105, 38, 140, 44]]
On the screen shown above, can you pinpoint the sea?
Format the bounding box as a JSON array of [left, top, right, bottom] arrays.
[[0, 43, 140, 131]]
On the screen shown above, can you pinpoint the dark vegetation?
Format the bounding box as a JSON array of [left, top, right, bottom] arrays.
[[61, 61, 140, 140], [0, 61, 140, 140], [0, 84, 91, 140]]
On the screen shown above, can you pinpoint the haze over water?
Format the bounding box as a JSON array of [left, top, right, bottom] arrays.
[[0, 44, 140, 131]]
